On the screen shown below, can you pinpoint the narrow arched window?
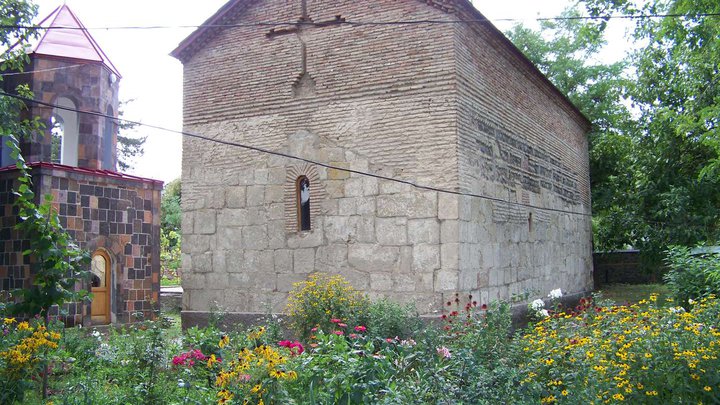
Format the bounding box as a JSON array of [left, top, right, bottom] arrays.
[[52, 97, 79, 166], [297, 176, 311, 231], [50, 114, 64, 164]]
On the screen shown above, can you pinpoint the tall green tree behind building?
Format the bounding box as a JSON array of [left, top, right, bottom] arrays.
[[506, 0, 720, 266]]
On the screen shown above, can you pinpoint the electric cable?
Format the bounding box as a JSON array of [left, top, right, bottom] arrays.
[[0, 11, 718, 31], [0, 90, 593, 217]]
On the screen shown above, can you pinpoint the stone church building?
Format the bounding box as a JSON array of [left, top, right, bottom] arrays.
[[173, 0, 593, 323], [1, 5, 162, 325]]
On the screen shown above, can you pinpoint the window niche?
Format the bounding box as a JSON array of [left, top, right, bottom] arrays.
[[51, 97, 79, 166], [284, 163, 324, 233], [296, 176, 311, 231]]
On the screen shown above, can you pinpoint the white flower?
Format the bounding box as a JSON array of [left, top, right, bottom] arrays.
[[531, 299, 545, 310], [548, 289, 563, 299], [539, 309, 550, 317], [688, 298, 695, 305], [91, 330, 100, 337]]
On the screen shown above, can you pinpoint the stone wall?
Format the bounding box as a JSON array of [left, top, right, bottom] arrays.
[[177, 0, 593, 322], [0, 163, 162, 324], [3, 56, 119, 170], [451, 2, 594, 302]]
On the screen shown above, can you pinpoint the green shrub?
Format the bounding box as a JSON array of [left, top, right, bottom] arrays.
[[361, 298, 421, 340], [664, 245, 720, 307], [286, 273, 368, 340]]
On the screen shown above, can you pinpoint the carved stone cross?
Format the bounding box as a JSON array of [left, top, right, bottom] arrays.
[[266, 0, 345, 97]]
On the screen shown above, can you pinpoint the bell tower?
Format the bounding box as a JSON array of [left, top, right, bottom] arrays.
[[7, 5, 121, 171]]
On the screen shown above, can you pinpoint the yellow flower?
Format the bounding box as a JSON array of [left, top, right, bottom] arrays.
[[704, 386, 712, 392], [17, 322, 30, 331], [3, 317, 16, 325], [612, 393, 625, 401], [218, 335, 230, 349]]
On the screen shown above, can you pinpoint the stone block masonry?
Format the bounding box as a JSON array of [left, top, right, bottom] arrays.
[[0, 163, 162, 325], [175, 0, 593, 325]]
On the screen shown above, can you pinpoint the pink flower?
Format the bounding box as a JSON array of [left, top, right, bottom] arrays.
[[330, 318, 342, 324], [354, 325, 367, 333], [436, 346, 451, 359], [278, 340, 305, 355], [310, 327, 318, 332], [333, 330, 344, 336], [338, 323, 347, 328], [349, 333, 358, 339], [240, 374, 251, 382]]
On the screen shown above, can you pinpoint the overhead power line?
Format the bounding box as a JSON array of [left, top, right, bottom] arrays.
[[0, 90, 591, 217], [0, 64, 84, 76], [0, 12, 718, 31]]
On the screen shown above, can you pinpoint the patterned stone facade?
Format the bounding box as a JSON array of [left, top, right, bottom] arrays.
[[0, 164, 162, 325], [3, 55, 119, 170], [174, 0, 593, 322]]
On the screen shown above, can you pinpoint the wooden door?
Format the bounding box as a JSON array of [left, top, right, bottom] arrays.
[[90, 253, 110, 324]]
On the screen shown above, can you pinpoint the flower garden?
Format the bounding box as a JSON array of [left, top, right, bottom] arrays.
[[1, 270, 720, 404]]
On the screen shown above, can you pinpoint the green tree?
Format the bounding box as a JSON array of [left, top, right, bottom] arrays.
[[160, 178, 181, 281], [507, 1, 720, 267], [116, 99, 147, 172]]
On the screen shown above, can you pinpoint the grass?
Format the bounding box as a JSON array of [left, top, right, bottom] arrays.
[[160, 277, 181, 287], [594, 283, 670, 305]]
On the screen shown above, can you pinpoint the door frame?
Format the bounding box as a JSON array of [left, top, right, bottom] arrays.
[[90, 249, 112, 325]]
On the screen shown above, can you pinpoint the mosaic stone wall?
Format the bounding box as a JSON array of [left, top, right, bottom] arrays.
[[0, 164, 162, 325]]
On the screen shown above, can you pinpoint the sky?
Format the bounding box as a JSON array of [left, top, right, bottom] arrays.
[[30, 0, 627, 185]]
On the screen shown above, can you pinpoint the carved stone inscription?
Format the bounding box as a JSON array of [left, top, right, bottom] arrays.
[[469, 114, 580, 204]]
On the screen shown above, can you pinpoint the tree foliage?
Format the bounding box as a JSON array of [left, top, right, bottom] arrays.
[[507, 0, 720, 267], [160, 178, 181, 280], [116, 99, 146, 172]]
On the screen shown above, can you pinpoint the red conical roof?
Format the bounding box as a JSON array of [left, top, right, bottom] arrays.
[[32, 5, 120, 77]]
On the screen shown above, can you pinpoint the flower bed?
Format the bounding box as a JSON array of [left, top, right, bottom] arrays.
[[1, 289, 719, 404]]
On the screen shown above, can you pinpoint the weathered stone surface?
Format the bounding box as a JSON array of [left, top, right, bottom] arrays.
[[287, 229, 323, 248], [273, 249, 293, 273], [195, 210, 216, 235], [293, 248, 315, 273], [375, 217, 407, 245], [412, 244, 440, 272], [226, 186, 246, 208], [246, 185, 265, 206], [348, 244, 399, 271], [408, 218, 440, 244], [242, 225, 268, 250], [438, 193, 459, 220]]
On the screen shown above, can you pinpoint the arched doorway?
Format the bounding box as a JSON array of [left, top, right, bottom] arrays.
[[90, 250, 111, 324]]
